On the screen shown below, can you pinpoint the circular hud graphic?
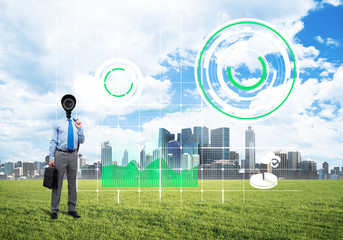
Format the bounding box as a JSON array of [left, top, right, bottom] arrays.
[[195, 19, 298, 120], [95, 58, 143, 106]]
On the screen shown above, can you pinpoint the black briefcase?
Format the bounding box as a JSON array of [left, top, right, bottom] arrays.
[[43, 167, 59, 189]]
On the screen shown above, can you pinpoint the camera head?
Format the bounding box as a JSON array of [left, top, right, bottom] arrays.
[[61, 94, 76, 119]]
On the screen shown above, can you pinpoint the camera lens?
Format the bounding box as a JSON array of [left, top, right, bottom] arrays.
[[65, 100, 73, 108], [62, 99, 75, 111], [61, 94, 76, 112]]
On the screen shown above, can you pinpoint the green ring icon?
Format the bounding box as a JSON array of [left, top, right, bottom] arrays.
[[197, 20, 297, 120], [104, 68, 133, 97], [227, 56, 267, 90]]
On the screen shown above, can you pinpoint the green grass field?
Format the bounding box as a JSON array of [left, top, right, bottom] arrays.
[[0, 179, 342, 239]]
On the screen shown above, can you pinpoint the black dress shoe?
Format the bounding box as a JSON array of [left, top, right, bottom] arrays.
[[51, 212, 58, 219], [68, 211, 81, 218]]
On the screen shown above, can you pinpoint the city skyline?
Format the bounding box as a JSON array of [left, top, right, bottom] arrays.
[[0, 2, 343, 172]]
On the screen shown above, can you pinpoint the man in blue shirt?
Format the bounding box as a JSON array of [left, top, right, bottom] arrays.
[[49, 95, 85, 220]]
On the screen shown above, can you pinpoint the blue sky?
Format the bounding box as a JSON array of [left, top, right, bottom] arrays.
[[0, 0, 343, 170]]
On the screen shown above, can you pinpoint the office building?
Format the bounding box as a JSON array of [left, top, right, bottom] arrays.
[[194, 126, 209, 147], [229, 151, 239, 166], [288, 151, 301, 178], [146, 153, 153, 168], [183, 141, 198, 156], [122, 149, 129, 167], [167, 154, 174, 169], [299, 158, 317, 172], [166, 140, 181, 171], [322, 162, 329, 176], [299, 158, 317, 179], [101, 140, 112, 166], [34, 161, 41, 171], [77, 154, 87, 178], [211, 127, 230, 161], [180, 128, 192, 146], [15, 161, 23, 168], [245, 126, 255, 171], [288, 151, 301, 170], [23, 161, 34, 177], [140, 146, 146, 170], [4, 162, 14, 174], [191, 154, 199, 169], [273, 151, 288, 179], [181, 153, 191, 170], [201, 144, 213, 165], [79, 154, 87, 167], [334, 167, 340, 175], [158, 128, 175, 162], [45, 156, 49, 166], [318, 169, 324, 180], [14, 167, 23, 177], [194, 126, 209, 166], [260, 162, 272, 174], [153, 149, 160, 161], [179, 128, 199, 156]]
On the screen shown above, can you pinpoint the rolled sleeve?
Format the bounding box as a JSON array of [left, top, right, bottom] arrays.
[[49, 123, 58, 162], [77, 128, 85, 144]]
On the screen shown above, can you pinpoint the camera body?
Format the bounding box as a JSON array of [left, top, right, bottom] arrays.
[[61, 94, 76, 119]]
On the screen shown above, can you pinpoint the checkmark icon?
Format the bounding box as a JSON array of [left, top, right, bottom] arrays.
[[271, 158, 279, 168]]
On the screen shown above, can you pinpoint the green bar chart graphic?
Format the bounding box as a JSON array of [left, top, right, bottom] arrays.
[[102, 159, 198, 187]]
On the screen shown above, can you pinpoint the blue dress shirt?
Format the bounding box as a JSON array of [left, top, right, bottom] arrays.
[[49, 117, 85, 161]]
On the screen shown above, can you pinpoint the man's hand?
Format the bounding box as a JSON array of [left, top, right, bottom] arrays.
[[75, 120, 82, 129], [49, 161, 55, 167]]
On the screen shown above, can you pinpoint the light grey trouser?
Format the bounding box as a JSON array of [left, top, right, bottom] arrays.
[[51, 150, 78, 213]]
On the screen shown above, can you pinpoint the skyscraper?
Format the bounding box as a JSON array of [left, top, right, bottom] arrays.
[[194, 126, 209, 165], [145, 153, 153, 167], [101, 140, 112, 166], [299, 158, 317, 179], [158, 128, 175, 162], [288, 151, 301, 178], [181, 153, 191, 170], [273, 151, 288, 179], [211, 127, 230, 161], [153, 149, 160, 161], [167, 154, 174, 169], [194, 126, 209, 147], [334, 167, 340, 175], [4, 162, 14, 174], [183, 141, 198, 156], [191, 154, 199, 168], [288, 151, 301, 170], [122, 149, 128, 167], [180, 128, 192, 146], [323, 162, 329, 177], [166, 140, 181, 171], [179, 128, 199, 159], [140, 146, 146, 170], [245, 126, 255, 171], [44, 156, 49, 166]]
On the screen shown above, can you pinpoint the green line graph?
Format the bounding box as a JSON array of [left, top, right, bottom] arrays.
[[140, 107, 202, 113], [102, 159, 198, 187]]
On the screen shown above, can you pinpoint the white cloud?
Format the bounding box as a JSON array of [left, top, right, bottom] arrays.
[[294, 43, 337, 73], [72, 74, 173, 117], [314, 36, 340, 48], [184, 88, 200, 99], [314, 36, 325, 44], [321, 0, 343, 7]]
